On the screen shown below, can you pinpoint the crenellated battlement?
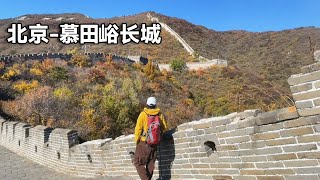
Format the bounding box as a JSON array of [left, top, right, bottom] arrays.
[[0, 52, 145, 65]]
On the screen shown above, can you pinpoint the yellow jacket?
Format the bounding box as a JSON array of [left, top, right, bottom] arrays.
[[134, 107, 168, 144]]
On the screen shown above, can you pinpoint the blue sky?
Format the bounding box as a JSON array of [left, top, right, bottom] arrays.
[[0, 0, 319, 32]]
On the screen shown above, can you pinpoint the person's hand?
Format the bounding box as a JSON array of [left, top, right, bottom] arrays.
[[129, 151, 135, 164]]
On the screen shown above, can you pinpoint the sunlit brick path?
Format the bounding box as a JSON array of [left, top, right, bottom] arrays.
[[0, 145, 132, 180]]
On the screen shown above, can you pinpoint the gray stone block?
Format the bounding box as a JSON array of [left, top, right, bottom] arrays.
[[290, 83, 313, 94], [255, 107, 298, 126], [298, 107, 320, 116], [283, 115, 320, 128], [282, 144, 317, 152], [255, 162, 284, 168], [315, 81, 320, 89], [285, 175, 319, 180], [293, 89, 320, 101], [288, 70, 320, 86], [283, 159, 318, 167], [295, 100, 314, 109], [313, 124, 320, 132], [280, 126, 314, 137], [314, 98, 320, 106]]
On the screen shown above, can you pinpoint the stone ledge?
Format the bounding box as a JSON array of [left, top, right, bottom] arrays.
[[255, 107, 298, 126], [51, 128, 77, 135]]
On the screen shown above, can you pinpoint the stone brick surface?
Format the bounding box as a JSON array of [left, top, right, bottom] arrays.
[[255, 107, 298, 126], [282, 144, 317, 152], [315, 81, 320, 89], [298, 107, 320, 117], [285, 175, 319, 180], [283, 159, 319, 167], [297, 152, 320, 159], [295, 101, 314, 109], [0, 145, 130, 180], [290, 83, 313, 94], [280, 126, 314, 137], [314, 98, 320, 106], [283, 115, 320, 128], [251, 132, 280, 140], [265, 138, 297, 146], [288, 70, 320, 86], [255, 162, 284, 168], [295, 91, 320, 103], [256, 176, 285, 180], [267, 153, 298, 161]]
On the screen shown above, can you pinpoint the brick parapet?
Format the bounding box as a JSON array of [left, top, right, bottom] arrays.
[[0, 105, 319, 179]]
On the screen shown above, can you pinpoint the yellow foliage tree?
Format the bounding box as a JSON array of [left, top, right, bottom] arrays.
[[30, 68, 44, 76], [1, 69, 20, 80], [53, 87, 74, 100], [67, 47, 80, 55], [144, 60, 156, 79], [12, 80, 39, 94]]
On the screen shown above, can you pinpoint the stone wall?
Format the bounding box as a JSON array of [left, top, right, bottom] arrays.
[[0, 53, 137, 64], [147, 13, 224, 64], [147, 13, 195, 56], [158, 59, 228, 71], [0, 105, 319, 179]]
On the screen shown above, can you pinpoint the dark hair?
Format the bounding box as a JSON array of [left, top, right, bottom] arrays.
[[147, 105, 156, 109]]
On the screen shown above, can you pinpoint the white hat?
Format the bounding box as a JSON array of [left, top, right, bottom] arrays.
[[147, 97, 157, 106]]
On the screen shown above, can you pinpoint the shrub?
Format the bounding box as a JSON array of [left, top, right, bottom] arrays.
[[53, 87, 74, 100], [71, 54, 91, 67], [88, 68, 106, 84], [1, 69, 20, 80], [170, 58, 187, 72], [12, 80, 39, 94], [47, 67, 69, 81], [30, 68, 44, 76], [1, 86, 56, 126], [42, 59, 55, 71], [144, 60, 156, 78]]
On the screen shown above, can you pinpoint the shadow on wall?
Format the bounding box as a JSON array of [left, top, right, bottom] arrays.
[[158, 129, 176, 180]]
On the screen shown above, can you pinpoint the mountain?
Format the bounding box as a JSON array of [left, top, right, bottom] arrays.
[[150, 12, 320, 89], [0, 11, 319, 90]]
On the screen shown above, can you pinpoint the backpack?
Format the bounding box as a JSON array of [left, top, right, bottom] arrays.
[[145, 112, 161, 145]]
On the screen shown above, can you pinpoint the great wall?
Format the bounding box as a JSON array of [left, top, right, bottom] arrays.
[[147, 13, 228, 69], [0, 52, 148, 65], [0, 53, 319, 179]]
